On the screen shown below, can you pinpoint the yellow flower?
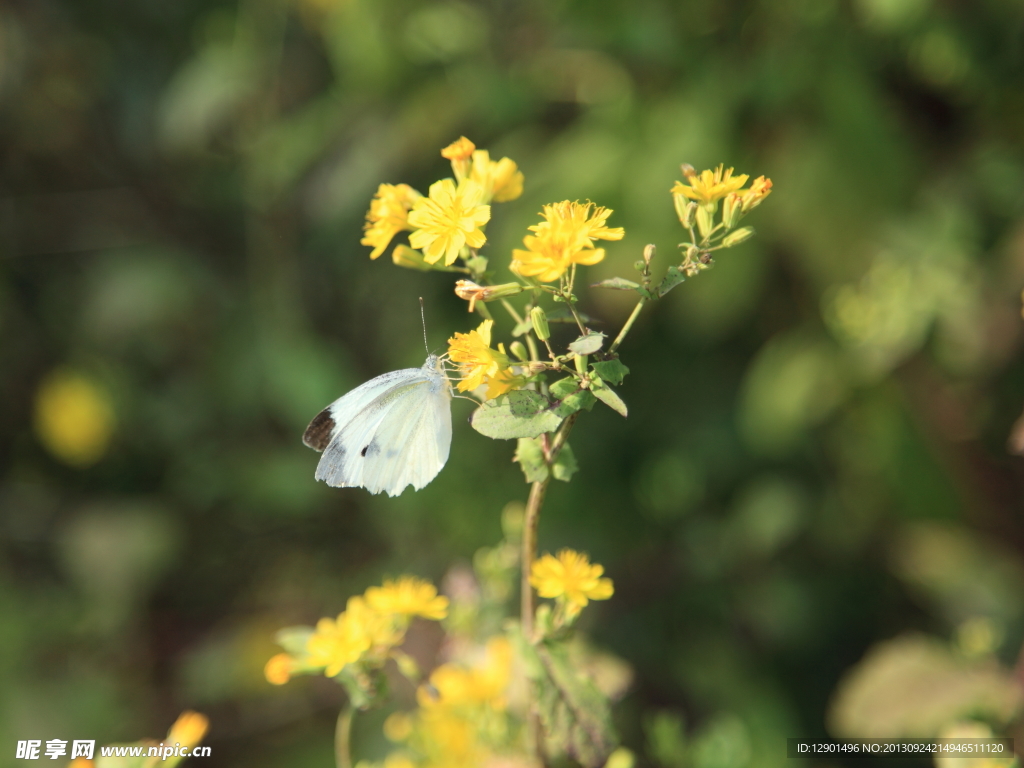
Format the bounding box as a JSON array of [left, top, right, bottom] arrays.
[[407, 179, 491, 266], [447, 320, 525, 400], [264, 653, 293, 685], [442, 136, 477, 182], [441, 136, 477, 162], [738, 175, 773, 212], [530, 549, 614, 618], [469, 150, 524, 203], [511, 201, 624, 283], [305, 612, 373, 676], [34, 370, 115, 467], [417, 637, 513, 711], [167, 711, 209, 749], [671, 164, 749, 209], [345, 594, 404, 648], [365, 576, 450, 621], [361, 183, 422, 259]]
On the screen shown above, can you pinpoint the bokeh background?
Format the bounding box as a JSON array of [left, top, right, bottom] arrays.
[[2, 0, 1024, 765]]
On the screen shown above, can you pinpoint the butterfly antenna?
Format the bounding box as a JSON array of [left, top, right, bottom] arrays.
[[419, 297, 430, 355]]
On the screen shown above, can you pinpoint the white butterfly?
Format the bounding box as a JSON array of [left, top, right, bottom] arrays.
[[303, 354, 453, 497]]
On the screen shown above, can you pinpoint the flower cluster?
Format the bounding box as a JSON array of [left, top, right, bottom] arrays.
[[265, 575, 448, 687], [360, 137, 523, 267], [380, 636, 517, 768], [447, 319, 526, 400], [511, 201, 624, 283]]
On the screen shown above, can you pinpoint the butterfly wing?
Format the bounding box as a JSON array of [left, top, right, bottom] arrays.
[[305, 362, 452, 496], [359, 378, 452, 496]]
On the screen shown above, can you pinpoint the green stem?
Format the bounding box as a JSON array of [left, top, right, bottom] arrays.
[[521, 412, 578, 765], [608, 297, 647, 354], [335, 705, 354, 768]]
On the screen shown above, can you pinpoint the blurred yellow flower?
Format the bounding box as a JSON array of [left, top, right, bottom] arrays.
[[362, 183, 422, 259], [417, 636, 512, 710], [671, 164, 749, 209], [441, 136, 476, 162], [530, 549, 614, 618], [384, 754, 417, 768], [408, 179, 490, 266], [384, 712, 415, 742], [511, 201, 624, 283], [306, 612, 373, 676], [469, 150, 524, 203], [365, 576, 450, 621], [264, 652, 293, 685], [34, 370, 115, 467], [167, 711, 209, 748], [69, 760, 94, 768], [442, 136, 477, 182], [447, 320, 525, 400], [936, 722, 1015, 768], [346, 594, 404, 647]]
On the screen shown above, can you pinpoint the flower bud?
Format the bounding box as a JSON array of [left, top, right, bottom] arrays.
[[391, 244, 433, 271], [509, 341, 529, 362], [680, 163, 696, 179], [695, 205, 713, 239], [674, 193, 695, 227], [530, 306, 550, 341], [441, 136, 476, 182], [722, 192, 742, 230], [643, 243, 655, 267], [454, 280, 523, 312], [721, 226, 755, 248]]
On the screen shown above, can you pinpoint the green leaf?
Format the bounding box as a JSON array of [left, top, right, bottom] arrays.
[[590, 277, 640, 291], [592, 378, 628, 417], [554, 388, 597, 418], [570, 332, 606, 356], [534, 641, 618, 768], [591, 359, 630, 385], [657, 265, 686, 297], [512, 318, 534, 337], [465, 255, 488, 274], [515, 437, 549, 483], [471, 390, 563, 440], [552, 443, 578, 482], [550, 377, 579, 399]]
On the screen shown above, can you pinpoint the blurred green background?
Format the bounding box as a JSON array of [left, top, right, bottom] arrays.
[[2, 0, 1024, 765]]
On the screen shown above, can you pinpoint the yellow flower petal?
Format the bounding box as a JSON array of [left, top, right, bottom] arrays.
[[408, 179, 491, 266], [510, 201, 622, 283], [529, 549, 614, 614], [361, 183, 422, 259]]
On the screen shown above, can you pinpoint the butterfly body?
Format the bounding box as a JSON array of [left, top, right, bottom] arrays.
[[304, 355, 452, 497]]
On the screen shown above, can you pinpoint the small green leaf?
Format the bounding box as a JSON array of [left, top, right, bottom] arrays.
[[591, 277, 640, 291], [554, 388, 597, 418], [512, 318, 534, 337], [515, 437, 549, 483], [592, 378, 628, 417], [550, 377, 579, 399], [552, 443, 578, 482], [657, 265, 686, 297], [471, 391, 563, 439], [591, 360, 630, 385], [570, 332, 606, 356]]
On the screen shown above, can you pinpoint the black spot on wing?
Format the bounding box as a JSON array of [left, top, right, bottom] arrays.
[[303, 408, 335, 451], [361, 442, 380, 458]]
